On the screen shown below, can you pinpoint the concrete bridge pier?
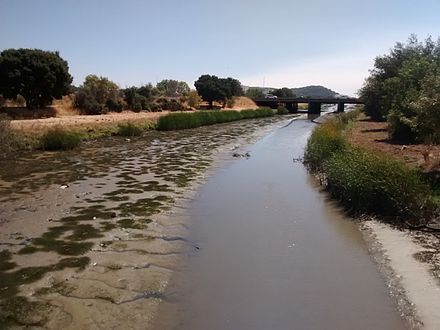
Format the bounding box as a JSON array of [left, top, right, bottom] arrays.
[[286, 102, 298, 113], [308, 102, 321, 114], [337, 102, 345, 112]]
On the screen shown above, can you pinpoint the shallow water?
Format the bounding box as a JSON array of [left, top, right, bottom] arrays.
[[154, 118, 407, 329], [0, 116, 286, 328]]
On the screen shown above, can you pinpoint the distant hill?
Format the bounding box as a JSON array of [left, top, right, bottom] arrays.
[[291, 85, 339, 98], [243, 85, 343, 98]]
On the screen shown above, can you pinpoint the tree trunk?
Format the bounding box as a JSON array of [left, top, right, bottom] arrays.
[[209, 100, 213, 109]]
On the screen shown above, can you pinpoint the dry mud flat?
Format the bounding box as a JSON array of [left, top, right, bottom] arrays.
[[362, 220, 440, 329], [0, 116, 289, 329]]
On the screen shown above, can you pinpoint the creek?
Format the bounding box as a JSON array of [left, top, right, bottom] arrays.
[[154, 113, 407, 330]]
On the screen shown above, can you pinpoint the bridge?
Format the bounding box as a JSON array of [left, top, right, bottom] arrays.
[[253, 97, 363, 114]]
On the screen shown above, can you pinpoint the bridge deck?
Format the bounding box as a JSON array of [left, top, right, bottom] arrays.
[[253, 97, 363, 104]]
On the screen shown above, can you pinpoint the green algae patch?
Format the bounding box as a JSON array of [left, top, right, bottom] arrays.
[[19, 238, 94, 256], [0, 296, 52, 328]]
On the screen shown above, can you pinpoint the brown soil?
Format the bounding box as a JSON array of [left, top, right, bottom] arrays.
[[348, 114, 440, 171], [9, 111, 170, 135], [226, 96, 258, 110]]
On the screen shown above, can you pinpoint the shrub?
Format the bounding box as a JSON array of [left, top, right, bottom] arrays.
[[323, 147, 433, 219], [187, 90, 202, 108], [116, 123, 142, 136], [277, 106, 289, 115], [0, 114, 19, 156], [40, 127, 82, 150], [74, 75, 123, 115], [157, 108, 274, 131], [304, 119, 347, 171]]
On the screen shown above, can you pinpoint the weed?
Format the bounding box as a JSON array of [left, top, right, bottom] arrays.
[[40, 127, 81, 150]]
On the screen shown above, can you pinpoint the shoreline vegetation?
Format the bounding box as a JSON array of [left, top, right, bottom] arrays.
[[0, 107, 277, 154], [304, 109, 439, 227]]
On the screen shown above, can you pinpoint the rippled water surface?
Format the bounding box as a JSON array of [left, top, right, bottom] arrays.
[[154, 118, 407, 330]]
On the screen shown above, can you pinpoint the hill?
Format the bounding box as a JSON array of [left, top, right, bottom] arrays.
[[243, 85, 343, 98], [291, 85, 339, 98]]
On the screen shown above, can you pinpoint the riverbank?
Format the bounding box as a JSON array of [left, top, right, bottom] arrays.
[[1, 107, 274, 153], [305, 111, 440, 329], [0, 115, 291, 328]]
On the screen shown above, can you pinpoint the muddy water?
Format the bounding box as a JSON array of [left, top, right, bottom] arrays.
[[154, 118, 407, 329], [0, 116, 286, 328]]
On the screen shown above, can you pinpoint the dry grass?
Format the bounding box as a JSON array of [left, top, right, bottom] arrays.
[[9, 111, 167, 137], [51, 95, 78, 117], [348, 113, 440, 171]]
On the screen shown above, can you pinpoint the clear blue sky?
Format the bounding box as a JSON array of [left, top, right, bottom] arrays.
[[1, 0, 439, 95]]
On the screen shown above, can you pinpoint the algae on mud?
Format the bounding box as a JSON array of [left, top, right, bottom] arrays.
[[0, 115, 289, 328]]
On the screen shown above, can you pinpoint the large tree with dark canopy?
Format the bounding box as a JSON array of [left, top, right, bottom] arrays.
[[194, 74, 243, 108], [0, 49, 72, 109]]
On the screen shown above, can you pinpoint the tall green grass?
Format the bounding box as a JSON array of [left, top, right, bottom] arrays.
[[156, 108, 274, 131], [116, 122, 143, 136], [304, 111, 436, 221], [40, 127, 82, 151]]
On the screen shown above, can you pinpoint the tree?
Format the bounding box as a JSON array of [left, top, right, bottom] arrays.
[[272, 87, 295, 98], [194, 75, 225, 108], [0, 48, 72, 109], [245, 88, 265, 99], [156, 79, 190, 97], [74, 75, 123, 114], [359, 35, 440, 142], [194, 75, 243, 108]]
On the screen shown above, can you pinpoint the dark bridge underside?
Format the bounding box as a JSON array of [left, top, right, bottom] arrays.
[[253, 97, 363, 114]]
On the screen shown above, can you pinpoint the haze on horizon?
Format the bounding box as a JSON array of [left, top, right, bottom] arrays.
[[1, 0, 439, 96]]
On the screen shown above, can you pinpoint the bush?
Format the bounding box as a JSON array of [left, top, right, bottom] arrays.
[[74, 75, 123, 115], [387, 109, 417, 142], [40, 127, 82, 150], [277, 106, 289, 115], [157, 108, 274, 131], [116, 123, 142, 136], [305, 110, 436, 222], [0, 114, 19, 156], [187, 90, 202, 108], [323, 147, 433, 219], [304, 119, 347, 171]]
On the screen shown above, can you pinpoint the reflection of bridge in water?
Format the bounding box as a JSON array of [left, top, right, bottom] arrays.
[[253, 97, 364, 114]]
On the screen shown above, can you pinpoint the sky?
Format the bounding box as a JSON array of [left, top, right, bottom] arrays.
[[1, 0, 439, 96]]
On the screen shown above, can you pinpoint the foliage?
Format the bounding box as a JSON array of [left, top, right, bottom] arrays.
[[194, 75, 243, 108], [157, 108, 274, 131], [186, 90, 202, 108], [324, 148, 433, 219], [305, 112, 435, 221], [74, 75, 123, 115], [0, 49, 72, 109], [277, 106, 289, 115], [359, 35, 440, 142], [245, 88, 265, 99], [272, 87, 295, 98], [156, 80, 190, 97], [116, 123, 143, 136], [304, 117, 347, 171], [123, 86, 150, 111], [156, 98, 184, 111], [413, 73, 440, 143], [40, 127, 82, 150], [0, 114, 20, 156]]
